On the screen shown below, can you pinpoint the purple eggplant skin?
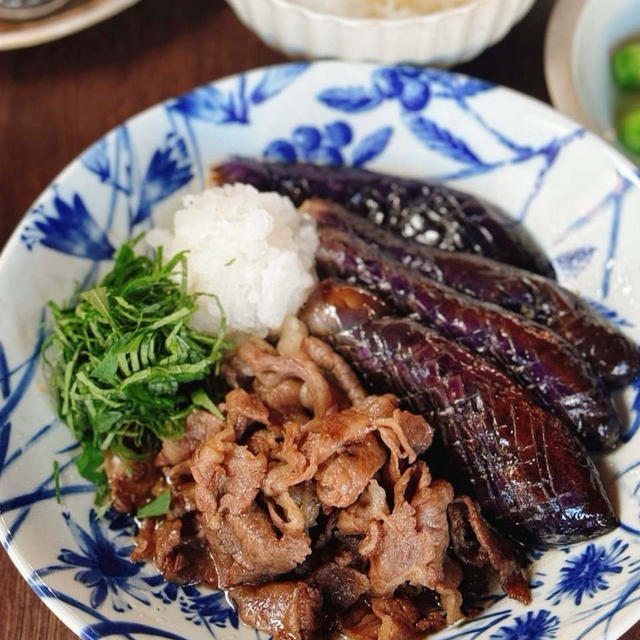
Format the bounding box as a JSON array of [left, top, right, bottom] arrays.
[[213, 158, 556, 279], [302, 198, 640, 390], [316, 227, 622, 451], [300, 280, 618, 545]]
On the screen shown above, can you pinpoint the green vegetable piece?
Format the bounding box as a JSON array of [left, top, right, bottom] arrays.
[[137, 489, 171, 518], [618, 108, 640, 153], [53, 460, 61, 504], [94, 410, 123, 434], [191, 388, 225, 420], [76, 443, 107, 487], [80, 287, 114, 326], [613, 42, 640, 91], [42, 237, 230, 510], [92, 351, 119, 382]]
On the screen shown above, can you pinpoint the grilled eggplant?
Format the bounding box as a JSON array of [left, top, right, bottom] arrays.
[[213, 158, 556, 278], [302, 198, 640, 389], [300, 280, 618, 544], [316, 227, 621, 450]]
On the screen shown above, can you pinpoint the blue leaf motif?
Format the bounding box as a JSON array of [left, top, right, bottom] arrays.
[[170, 86, 237, 124], [372, 68, 404, 98], [625, 374, 640, 443], [152, 582, 238, 631], [553, 246, 596, 279], [454, 76, 494, 97], [180, 587, 239, 629], [490, 610, 559, 640], [583, 297, 634, 328], [444, 76, 494, 98], [318, 86, 383, 112], [402, 113, 482, 165], [352, 126, 393, 167], [250, 62, 309, 104], [21, 194, 115, 260], [133, 133, 193, 225], [82, 140, 110, 182]]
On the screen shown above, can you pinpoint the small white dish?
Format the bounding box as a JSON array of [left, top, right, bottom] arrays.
[[544, 0, 640, 147], [0, 0, 140, 51], [225, 0, 535, 66]]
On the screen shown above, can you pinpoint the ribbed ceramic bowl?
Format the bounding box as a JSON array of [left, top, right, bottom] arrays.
[[225, 0, 535, 65]]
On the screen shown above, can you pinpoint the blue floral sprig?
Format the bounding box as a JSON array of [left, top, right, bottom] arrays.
[[21, 193, 115, 260], [33, 508, 238, 635], [133, 132, 193, 226], [548, 541, 629, 606], [170, 63, 309, 126], [35, 509, 154, 612], [489, 610, 559, 640]]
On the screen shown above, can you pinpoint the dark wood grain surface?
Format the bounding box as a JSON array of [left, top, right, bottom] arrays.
[[0, 0, 638, 638]]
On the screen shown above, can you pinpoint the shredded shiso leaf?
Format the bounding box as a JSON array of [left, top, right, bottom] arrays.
[[53, 460, 61, 504], [43, 237, 229, 507], [137, 488, 171, 518]]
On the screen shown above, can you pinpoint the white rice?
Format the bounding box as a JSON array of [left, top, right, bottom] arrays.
[[288, 0, 469, 19], [147, 184, 318, 338]]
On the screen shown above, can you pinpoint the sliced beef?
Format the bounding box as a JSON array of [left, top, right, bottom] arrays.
[[118, 327, 532, 640], [315, 433, 387, 509], [156, 409, 224, 467], [371, 597, 421, 640], [237, 337, 337, 419], [191, 425, 267, 515], [103, 452, 160, 513], [448, 496, 531, 604], [308, 561, 370, 610], [302, 335, 367, 406], [349, 463, 464, 624], [202, 505, 312, 587], [231, 581, 324, 640], [132, 517, 217, 586], [224, 387, 270, 440], [264, 394, 430, 499], [339, 597, 444, 640], [338, 479, 390, 537]]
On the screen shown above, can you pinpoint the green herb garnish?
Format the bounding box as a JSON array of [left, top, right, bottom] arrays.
[[53, 460, 61, 504], [43, 238, 229, 507], [137, 488, 171, 518]]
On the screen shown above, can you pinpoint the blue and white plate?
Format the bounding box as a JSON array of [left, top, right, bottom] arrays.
[[1, 61, 640, 640]]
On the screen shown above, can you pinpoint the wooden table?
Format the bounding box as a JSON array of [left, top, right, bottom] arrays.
[[0, 0, 637, 638]]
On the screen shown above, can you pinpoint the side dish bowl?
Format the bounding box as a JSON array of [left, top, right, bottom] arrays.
[[545, 0, 640, 152], [225, 0, 535, 65], [1, 61, 640, 640]]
